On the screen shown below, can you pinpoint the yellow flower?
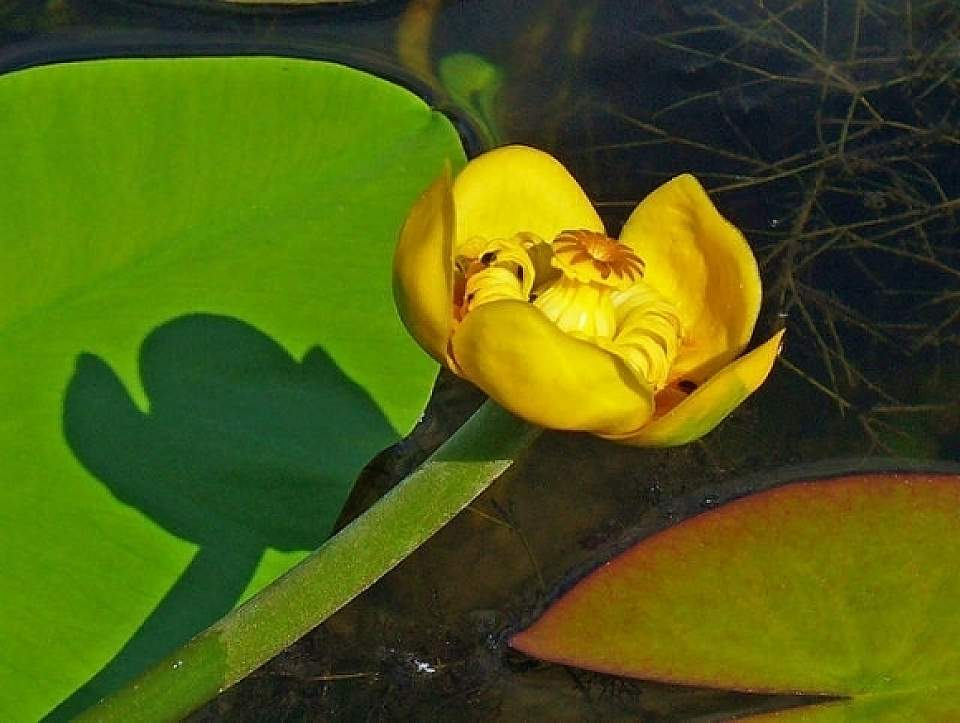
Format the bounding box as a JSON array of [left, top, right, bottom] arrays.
[[394, 145, 784, 446]]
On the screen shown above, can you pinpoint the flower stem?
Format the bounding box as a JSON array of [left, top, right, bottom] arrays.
[[77, 401, 540, 722]]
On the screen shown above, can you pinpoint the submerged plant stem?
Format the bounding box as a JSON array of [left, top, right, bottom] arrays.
[[78, 401, 539, 723]]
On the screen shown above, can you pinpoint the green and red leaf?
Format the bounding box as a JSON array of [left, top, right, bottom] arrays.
[[511, 470, 960, 719]]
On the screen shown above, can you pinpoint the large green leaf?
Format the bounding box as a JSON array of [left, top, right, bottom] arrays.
[[0, 56, 464, 721], [511, 470, 960, 720]]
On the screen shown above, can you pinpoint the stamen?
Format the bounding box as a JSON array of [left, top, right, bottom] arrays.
[[609, 282, 684, 391], [453, 234, 538, 319]]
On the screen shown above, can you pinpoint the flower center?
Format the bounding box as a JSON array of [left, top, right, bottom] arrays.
[[551, 230, 645, 290], [451, 230, 683, 391]]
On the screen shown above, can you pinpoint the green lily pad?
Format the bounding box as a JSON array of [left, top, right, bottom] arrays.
[[0, 56, 464, 720], [511, 470, 960, 720]]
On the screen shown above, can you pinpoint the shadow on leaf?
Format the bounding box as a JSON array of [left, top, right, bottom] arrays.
[[49, 313, 397, 719]]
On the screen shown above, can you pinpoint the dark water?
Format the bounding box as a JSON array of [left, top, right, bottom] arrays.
[[5, 0, 957, 719]]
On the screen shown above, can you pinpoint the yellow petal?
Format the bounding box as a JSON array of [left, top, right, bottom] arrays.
[[451, 299, 654, 435], [393, 164, 455, 364], [619, 174, 761, 384], [607, 329, 784, 447], [452, 145, 604, 249]]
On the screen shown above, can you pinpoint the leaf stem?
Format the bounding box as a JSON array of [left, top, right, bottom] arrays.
[[77, 400, 539, 722]]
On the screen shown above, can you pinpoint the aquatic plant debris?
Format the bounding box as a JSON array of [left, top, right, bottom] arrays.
[[511, 470, 960, 720], [585, 0, 960, 453], [394, 145, 784, 446]]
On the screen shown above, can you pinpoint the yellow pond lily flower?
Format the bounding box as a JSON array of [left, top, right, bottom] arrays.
[[394, 145, 784, 446]]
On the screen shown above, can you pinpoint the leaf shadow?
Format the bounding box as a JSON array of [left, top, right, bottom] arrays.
[[49, 313, 397, 720]]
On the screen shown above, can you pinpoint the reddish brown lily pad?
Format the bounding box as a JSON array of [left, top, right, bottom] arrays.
[[510, 469, 960, 720]]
